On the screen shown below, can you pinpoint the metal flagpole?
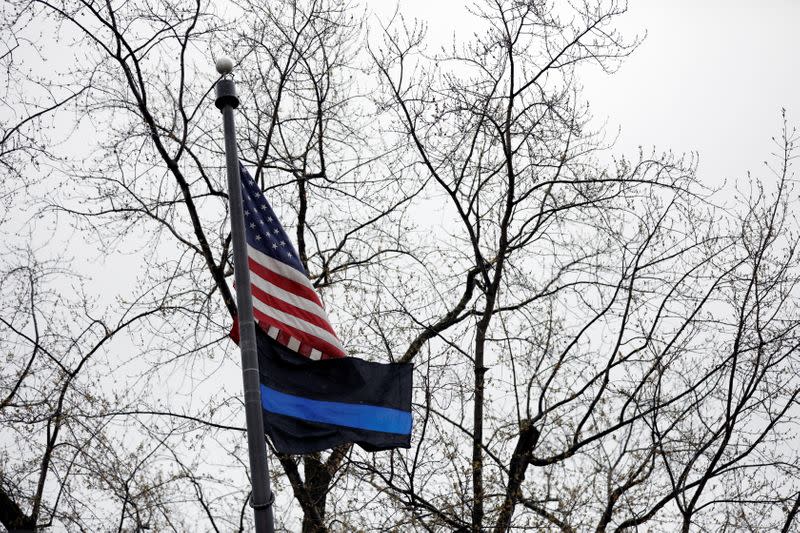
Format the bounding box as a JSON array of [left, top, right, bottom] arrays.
[[214, 57, 276, 533]]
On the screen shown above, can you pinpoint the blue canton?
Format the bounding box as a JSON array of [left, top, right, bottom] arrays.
[[239, 164, 307, 275]]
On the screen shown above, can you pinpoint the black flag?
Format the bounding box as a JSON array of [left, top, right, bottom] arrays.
[[256, 327, 412, 454]]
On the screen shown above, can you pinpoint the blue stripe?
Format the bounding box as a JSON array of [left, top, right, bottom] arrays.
[[261, 385, 412, 435]]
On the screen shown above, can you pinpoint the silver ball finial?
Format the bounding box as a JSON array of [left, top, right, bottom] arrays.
[[215, 56, 235, 76]]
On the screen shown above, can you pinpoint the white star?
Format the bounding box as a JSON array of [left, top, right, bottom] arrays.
[[255, 235, 261, 241], [244, 210, 250, 216], [273, 229, 279, 234], [249, 223, 256, 229], [267, 216, 273, 222], [260, 204, 268, 210], [272, 243, 278, 249], [279, 240, 285, 246]]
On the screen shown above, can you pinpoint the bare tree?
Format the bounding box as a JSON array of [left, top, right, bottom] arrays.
[[2, 0, 427, 530], [0, 5, 86, 225], [350, 2, 800, 532], [0, 245, 174, 530], [2, 0, 800, 531]]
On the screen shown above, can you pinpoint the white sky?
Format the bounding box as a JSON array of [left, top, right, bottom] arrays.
[[372, 0, 800, 189]]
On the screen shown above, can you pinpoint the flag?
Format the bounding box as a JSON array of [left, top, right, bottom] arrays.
[[232, 164, 412, 454], [257, 327, 412, 453]]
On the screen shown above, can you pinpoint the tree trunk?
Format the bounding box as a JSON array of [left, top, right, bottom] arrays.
[[0, 488, 35, 532], [301, 454, 332, 533]]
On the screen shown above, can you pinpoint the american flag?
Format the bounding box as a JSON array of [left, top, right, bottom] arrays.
[[235, 164, 346, 360]]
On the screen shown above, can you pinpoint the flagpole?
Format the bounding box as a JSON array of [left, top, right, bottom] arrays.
[[214, 57, 276, 533]]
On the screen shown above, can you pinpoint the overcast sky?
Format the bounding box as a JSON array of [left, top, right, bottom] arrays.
[[372, 0, 800, 190]]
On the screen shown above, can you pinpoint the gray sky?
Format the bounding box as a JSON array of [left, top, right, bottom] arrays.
[[373, 0, 800, 189]]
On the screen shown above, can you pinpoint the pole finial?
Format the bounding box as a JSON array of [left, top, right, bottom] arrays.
[[216, 56, 235, 76]]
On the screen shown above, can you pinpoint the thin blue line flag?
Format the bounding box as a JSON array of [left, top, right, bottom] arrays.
[[257, 328, 412, 454]]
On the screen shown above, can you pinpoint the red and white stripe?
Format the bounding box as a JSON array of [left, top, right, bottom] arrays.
[[247, 245, 346, 360]]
